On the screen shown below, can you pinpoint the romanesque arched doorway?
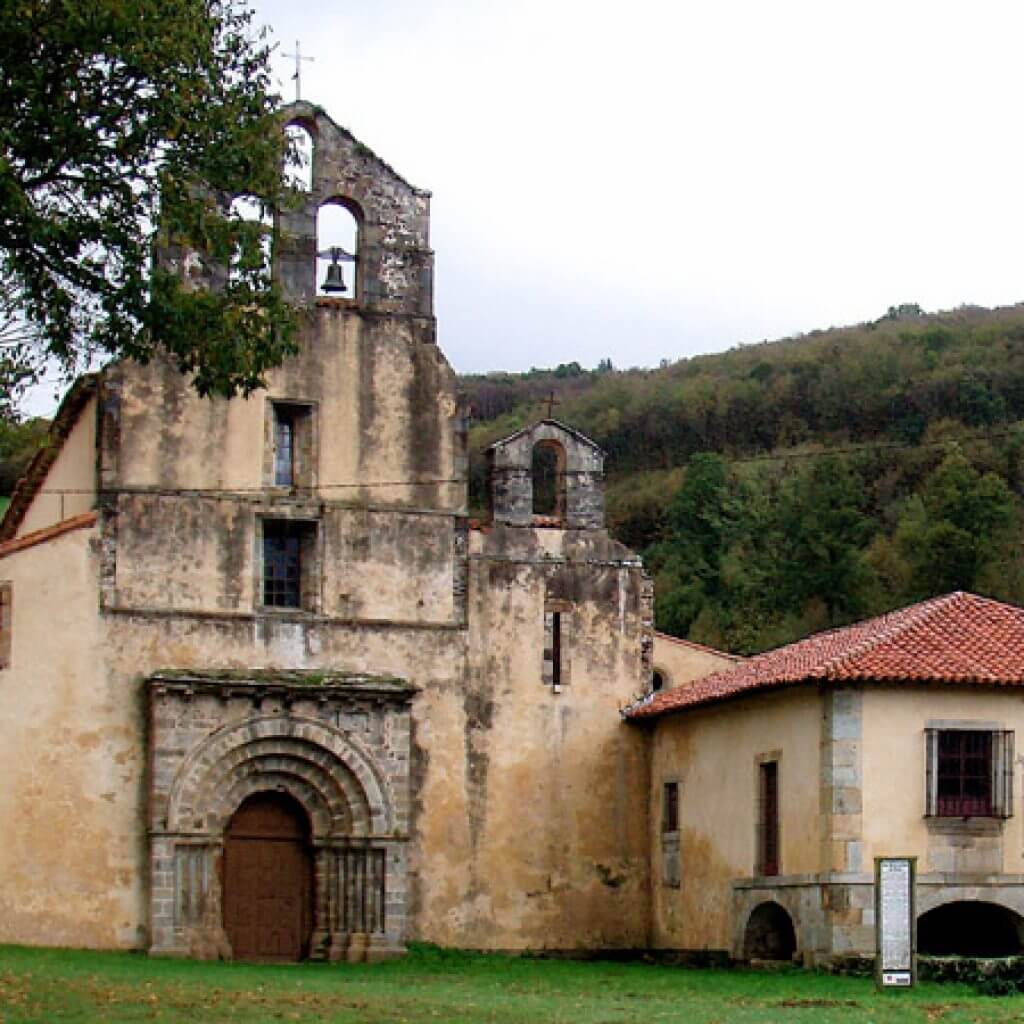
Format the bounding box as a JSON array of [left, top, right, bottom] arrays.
[[222, 792, 313, 961]]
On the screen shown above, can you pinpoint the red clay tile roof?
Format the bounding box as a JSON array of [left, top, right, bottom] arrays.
[[0, 511, 97, 561], [627, 592, 1024, 719]]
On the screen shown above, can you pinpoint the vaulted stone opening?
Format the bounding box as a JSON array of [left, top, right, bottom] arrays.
[[918, 901, 1023, 957], [147, 670, 416, 962], [743, 901, 797, 961]]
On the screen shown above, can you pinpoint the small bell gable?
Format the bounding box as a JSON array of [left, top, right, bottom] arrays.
[[487, 419, 605, 529]]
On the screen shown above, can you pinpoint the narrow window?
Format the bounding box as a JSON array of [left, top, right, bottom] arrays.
[[0, 582, 10, 669], [662, 781, 679, 833], [652, 669, 665, 692], [661, 780, 681, 886], [317, 200, 359, 298], [262, 520, 318, 610], [758, 761, 779, 877], [532, 440, 565, 519], [268, 402, 315, 489], [542, 603, 571, 688]]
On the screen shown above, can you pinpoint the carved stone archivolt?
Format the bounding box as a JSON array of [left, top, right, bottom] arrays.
[[147, 670, 416, 961]]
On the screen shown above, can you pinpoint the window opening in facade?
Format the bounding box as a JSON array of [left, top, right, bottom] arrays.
[[926, 728, 1013, 818], [652, 669, 665, 692], [757, 761, 779, 876], [662, 781, 679, 833], [262, 520, 317, 609], [0, 582, 10, 669], [269, 402, 315, 490], [542, 603, 570, 688], [316, 201, 359, 298]]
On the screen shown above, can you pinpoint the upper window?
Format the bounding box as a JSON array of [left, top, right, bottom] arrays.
[[0, 582, 10, 669], [926, 728, 1014, 818], [267, 401, 316, 490], [542, 601, 571, 689]]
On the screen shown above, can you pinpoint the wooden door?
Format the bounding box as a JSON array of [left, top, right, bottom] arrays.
[[223, 792, 313, 961]]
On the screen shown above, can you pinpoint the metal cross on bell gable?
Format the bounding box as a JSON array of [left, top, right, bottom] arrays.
[[317, 245, 357, 294]]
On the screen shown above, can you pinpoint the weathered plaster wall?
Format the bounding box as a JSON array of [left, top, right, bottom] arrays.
[[651, 633, 739, 690], [648, 686, 822, 952], [16, 395, 97, 537], [861, 685, 1024, 876], [106, 311, 461, 513], [406, 524, 651, 950], [0, 527, 145, 949]]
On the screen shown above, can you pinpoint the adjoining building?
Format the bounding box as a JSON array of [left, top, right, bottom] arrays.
[[628, 590, 1024, 965]]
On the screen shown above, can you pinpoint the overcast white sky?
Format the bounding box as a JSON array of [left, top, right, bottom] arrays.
[[22, 0, 1024, 416], [243, 0, 1024, 378]]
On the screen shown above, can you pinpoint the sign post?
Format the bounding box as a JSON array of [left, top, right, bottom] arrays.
[[875, 856, 916, 989]]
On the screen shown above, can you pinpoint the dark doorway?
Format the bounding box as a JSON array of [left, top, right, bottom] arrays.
[[223, 792, 313, 961], [918, 901, 1023, 957], [743, 901, 797, 960]]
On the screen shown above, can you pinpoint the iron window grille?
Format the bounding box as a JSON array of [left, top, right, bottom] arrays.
[[925, 728, 1014, 818]]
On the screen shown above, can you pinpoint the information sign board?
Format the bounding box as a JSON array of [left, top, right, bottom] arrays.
[[875, 856, 916, 989]]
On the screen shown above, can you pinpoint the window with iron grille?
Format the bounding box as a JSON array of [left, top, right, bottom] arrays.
[[925, 728, 1013, 818], [757, 761, 779, 877], [261, 519, 318, 610]]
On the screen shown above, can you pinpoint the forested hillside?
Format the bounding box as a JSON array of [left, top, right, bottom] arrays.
[[462, 303, 1024, 654]]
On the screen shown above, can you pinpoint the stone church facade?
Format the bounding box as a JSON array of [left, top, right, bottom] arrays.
[[0, 102, 653, 960]]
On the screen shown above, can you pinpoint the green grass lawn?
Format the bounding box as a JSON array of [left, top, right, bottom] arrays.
[[0, 945, 1021, 1024]]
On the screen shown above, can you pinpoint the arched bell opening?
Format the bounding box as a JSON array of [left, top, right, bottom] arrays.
[[532, 439, 566, 519], [284, 121, 315, 192], [918, 901, 1024, 957], [226, 194, 273, 288], [222, 791, 314, 962], [316, 199, 361, 299], [743, 901, 797, 961]]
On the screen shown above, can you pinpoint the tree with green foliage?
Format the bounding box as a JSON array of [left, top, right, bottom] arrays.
[[0, 0, 299, 407], [773, 455, 874, 622], [650, 453, 734, 637], [897, 451, 1014, 596]]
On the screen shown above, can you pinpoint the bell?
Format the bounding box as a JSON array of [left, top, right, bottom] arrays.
[[322, 261, 347, 294]]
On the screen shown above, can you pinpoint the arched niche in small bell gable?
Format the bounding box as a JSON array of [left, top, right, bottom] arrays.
[[316, 197, 361, 300], [284, 120, 315, 193], [488, 419, 605, 530]]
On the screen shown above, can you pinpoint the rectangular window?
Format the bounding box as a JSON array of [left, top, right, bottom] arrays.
[[0, 582, 10, 670], [662, 781, 679, 833], [268, 401, 316, 489], [757, 761, 779, 877], [926, 728, 1013, 818], [261, 520, 318, 610]]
